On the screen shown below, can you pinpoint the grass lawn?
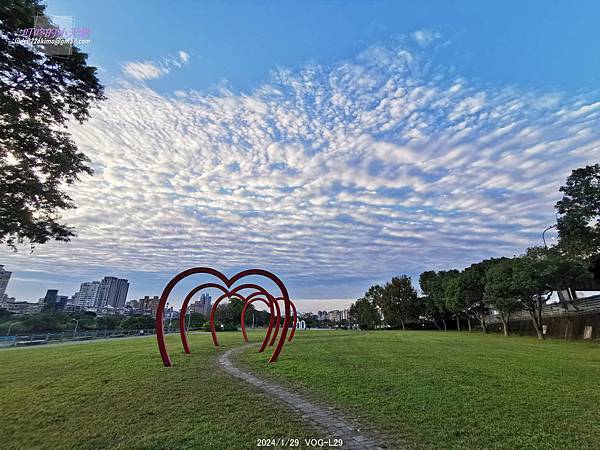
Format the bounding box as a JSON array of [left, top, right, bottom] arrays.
[[0, 331, 321, 449], [239, 330, 600, 449]]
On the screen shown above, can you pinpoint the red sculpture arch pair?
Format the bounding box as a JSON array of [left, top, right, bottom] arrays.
[[240, 296, 298, 345], [156, 267, 295, 366]]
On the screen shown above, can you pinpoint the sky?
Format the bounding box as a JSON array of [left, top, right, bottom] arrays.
[[2, 1, 600, 312]]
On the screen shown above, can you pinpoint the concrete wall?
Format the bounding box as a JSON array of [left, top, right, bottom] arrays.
[[486, 311, 600, 341]]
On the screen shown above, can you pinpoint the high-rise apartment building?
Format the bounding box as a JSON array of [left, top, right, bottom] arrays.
[[189, 293, 212, 315], [97, 277, 129, 308], [0, 265, 12, 300], [74, 281, 101, 308], [42, 290, 68, 311]]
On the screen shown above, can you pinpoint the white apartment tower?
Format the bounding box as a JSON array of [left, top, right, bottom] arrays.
[[0, 265, 11, 300], [74, 281, 101, 308]]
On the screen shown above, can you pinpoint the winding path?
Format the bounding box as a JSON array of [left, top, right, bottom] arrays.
[[217, 345, 391, 450]]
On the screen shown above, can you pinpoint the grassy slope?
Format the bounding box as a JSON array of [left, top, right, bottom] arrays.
[[239, 330, 600, 449], [0, 332, 320, 450]]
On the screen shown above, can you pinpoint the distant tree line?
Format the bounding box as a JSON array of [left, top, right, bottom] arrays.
[[349, 165, 600, 340], [0, 311, 157, 335], [0, 295, 282, 335]]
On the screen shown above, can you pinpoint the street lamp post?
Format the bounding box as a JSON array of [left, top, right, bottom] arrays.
[[165, 302, 170, 333], [542, 225, 557, 248], [72, 318, 79, 339]]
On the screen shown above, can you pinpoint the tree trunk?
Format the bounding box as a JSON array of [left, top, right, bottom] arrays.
[[528, 307, 544, 340], [479, 314, 488, 334], [500, 316, 509, 336], [399, 317, 406, 331], [432, 318, 441, 330], [467, 318, 472, 331], [442, 319, 447, 331], [505, 313, 511, 336], [456, 316, 461, 331], [537, 303, 545, 340]]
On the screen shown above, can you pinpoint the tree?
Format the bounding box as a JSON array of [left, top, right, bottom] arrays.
[[120, 315, 155, 330], [444, 276, 466, 331], [302, 312, 318, 328], [380, 276, 418, 330], [418, 271, 439, 328], [501, 247, 590, 339], [556, 164, 600, 260], [364, 284, 384, 309], [349, 295, 379, 330], [20, 312, 68, 332], [484, 261, 521, 336], [0, 308, 11, 321], [97, 315, 123, 330], [447, 261, 499, 334], [188, 312, 206, 328], [1, 0, 105, 249], [215, 297, 244, 326], [419, 270, 458, 330]]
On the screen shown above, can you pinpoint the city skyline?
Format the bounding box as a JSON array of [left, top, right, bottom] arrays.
[[0, 265, 355, 313]]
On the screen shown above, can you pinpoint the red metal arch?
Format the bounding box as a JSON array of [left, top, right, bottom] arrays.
[[219, 291, 276, 353], [240, 294, 275, 344], [178, 284, 277, 355], [179, 282, 227, 355], [284, 298, 298, 342], [155, 267, 291, 367], [209, 283, 277, 348], [242, 296, 298, 344], [268, 297, 281, 346], [268, 297, 299, 344]]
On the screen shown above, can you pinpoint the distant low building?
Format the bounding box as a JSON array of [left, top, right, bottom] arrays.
[[138, 295, 161, 317], [1, 294, 16, 306], [96, 305, 121, 316], [126, 299, 141, 311], [63, 304, 85, 313], [2, 301, 41, 315]]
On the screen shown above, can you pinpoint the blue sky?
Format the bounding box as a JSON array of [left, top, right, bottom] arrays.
[[2, 1, 599, 312], [46, 0, 600, 92]]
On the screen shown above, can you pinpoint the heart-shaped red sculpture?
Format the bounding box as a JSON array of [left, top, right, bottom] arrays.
[[238, 292, 278, 349], [178, 283, 280, 355], [156, 267, 293, 367]]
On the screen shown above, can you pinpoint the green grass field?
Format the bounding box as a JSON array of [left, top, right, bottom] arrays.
[[240, 330, 600, 449], [2, 330, 599, 449], [0, 332, 320, 449]]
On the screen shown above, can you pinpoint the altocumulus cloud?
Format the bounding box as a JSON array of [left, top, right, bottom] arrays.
[[3, 42, 599, 298], [122, 50, 190, 81]]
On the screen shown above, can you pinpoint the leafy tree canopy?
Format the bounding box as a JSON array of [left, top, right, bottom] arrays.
[[1, 0, 104, 249], [555, 164, 600, 261], [380, 275, 418, 329], [349, 295, 379, 330]]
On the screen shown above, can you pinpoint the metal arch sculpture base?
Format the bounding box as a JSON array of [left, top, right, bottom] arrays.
[[155, 267, 293, 367]]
